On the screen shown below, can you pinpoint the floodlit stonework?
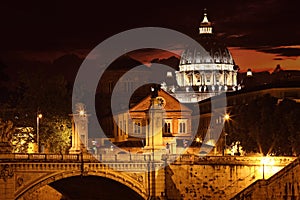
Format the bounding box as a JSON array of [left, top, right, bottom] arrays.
[[0, 154, 296, 200], [231, 158, 300, 200]]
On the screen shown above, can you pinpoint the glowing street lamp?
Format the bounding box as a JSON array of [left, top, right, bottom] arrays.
[[196, 137, 201, 149], [79, 110, 85, 117], [223, 113, 230, 155], [224, 114, 230, 121], [261, 157, 268, 179], [261, 156, 275, 179], [37, 113, 42, 153]]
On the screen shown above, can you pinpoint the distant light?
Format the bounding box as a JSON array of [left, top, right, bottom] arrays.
[[196, 137, 200, 143], [38, 114, 42, 119], [261, 156, 275, 166], [247, 68, 253, 76], [206, 139, 215, 146], [224, 114, 230, 121], [79, 110, 85, 116]]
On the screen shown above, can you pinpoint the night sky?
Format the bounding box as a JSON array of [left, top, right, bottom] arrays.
[[1, 0, 300, 79]]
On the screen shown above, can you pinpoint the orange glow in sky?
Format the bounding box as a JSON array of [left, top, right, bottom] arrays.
[[229, 47, 300, 72], [129, 50, 181, 67], [129, 47, 300, 72]]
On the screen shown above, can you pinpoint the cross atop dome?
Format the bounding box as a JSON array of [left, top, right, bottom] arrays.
[[199, 9, 213, 34]]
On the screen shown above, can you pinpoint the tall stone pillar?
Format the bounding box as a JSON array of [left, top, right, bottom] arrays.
[[145, 97, 164, 150], [69, 111, 89, 154], [233, 71, 237, 86], [148, 167, 166, 199]]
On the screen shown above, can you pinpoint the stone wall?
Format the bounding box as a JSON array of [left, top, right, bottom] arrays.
[[0, 155, 296, 200], [231, 158, 300, 200], [163, 156, 295, 200], [21, 185, 63, 200], [165, 164, 259, 199]]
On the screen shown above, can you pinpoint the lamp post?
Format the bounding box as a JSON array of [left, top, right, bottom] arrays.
[[224, 132, 228, 149], [224, 114, 230, 121], [223, 114, 230, 156], [261, 157, 267, 180], [263, 163, 265, 180], [196, 137, 201, 149], [37, 113, 42, 153], [79, 109, 85, 117]]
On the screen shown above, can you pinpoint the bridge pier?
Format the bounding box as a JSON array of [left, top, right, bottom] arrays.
[[148, 165, 166, 199], [0, 164, 15, 200]]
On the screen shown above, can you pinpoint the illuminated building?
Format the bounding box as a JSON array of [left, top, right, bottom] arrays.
[[113, 89, 192, 153], [162, 10, 240, 103]]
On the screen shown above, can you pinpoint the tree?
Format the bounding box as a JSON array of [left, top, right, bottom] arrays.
[[9, 69, 72, 153], [12, 127, 35, 153], [229, 94, 278, 155], [228, 94, 300, 156], [13, 70, 71, 118], [274, 98, 300, 155], [39, 116, 71, 153]]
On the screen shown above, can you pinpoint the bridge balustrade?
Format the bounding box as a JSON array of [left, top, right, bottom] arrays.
[[0, 153, 295, 166]]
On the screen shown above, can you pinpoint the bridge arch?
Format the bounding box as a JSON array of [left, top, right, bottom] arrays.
[[16, 170, 148, 200]]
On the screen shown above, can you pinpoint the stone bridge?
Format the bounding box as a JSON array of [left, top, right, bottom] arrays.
[[0, 153, 295, 200]]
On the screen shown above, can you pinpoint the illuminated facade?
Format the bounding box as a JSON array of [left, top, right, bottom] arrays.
[[162, 11, 240, 103], [113, 90, 192, 152]]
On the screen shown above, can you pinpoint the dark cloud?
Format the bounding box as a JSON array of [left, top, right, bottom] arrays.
[[1, 0, 299, 63], [274, 58, 283, 60], [212, 0, 300, 51], [257, 47, 300, 57]]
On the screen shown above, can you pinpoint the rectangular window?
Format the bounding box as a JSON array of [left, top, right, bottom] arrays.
[[179, 122, 186, 133], [178, 119, 187, 133], [164, 119, 172, 134], [116, 123, 119, 136], [124, 121, 126, 135], [119, 121, 122, 136], [164, 123, 171, 133], [134, 122, 141, 134]]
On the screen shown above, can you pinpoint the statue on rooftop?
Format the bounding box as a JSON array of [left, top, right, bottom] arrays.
[[150, 84, 161, 99], [0, 119, 14, 153], [0, 119, 14, 143]]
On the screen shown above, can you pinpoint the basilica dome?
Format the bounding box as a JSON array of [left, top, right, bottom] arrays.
[[164, 10, 240, 103], [180, 34, 234, 66], [178, 11, 235, 71]]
